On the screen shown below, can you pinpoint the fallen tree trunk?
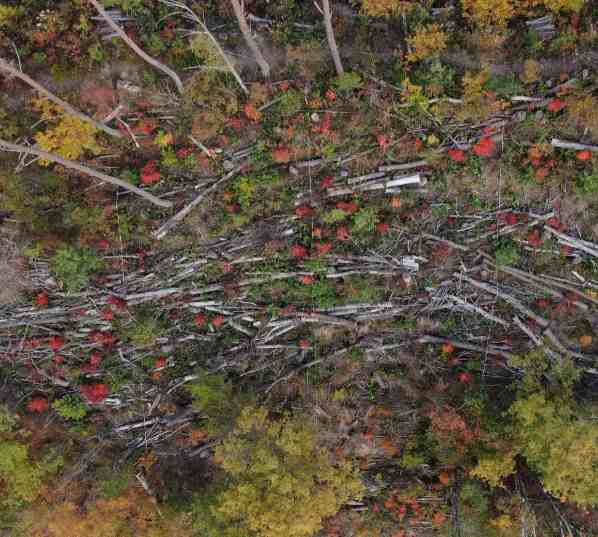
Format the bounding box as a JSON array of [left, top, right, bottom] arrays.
[[0, 58, 122, 139], [89, 0, 184, 94], [0, 139, 173, 208]]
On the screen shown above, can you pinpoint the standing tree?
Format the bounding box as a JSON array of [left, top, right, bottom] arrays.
[[230, 0, 271, 79]]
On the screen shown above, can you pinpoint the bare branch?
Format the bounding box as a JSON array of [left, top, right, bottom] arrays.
[[88, 0, 184, 94], [551, 138, 598, 152], [0, 139, 173, 208], [0, 57, 122, 139]]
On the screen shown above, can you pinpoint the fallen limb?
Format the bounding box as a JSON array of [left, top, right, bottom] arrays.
[[0, 139, 173, 208], [417, 335, 515, 359], [89, 0, 184, 93], [544, 226, 598, 258], [0, 58, 122, 138], [551, 138, 598, 152], [322, 0, 344, 76], [230, 0, 270, 78], [153, 166, 241, 239], [455, 272, 549, 328]]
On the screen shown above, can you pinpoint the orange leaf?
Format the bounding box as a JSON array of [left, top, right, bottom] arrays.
[[579, 335, 593, 347], [244, 103, 262, 122]]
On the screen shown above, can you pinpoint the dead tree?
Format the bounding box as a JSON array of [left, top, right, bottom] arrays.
[[88, 0, 184, 94], [0, 58, 122, 139], [161, 0, 249, 94], [230, 0, 271, 79], [322, 0, 344, 76], [0, 139, 173, 208]]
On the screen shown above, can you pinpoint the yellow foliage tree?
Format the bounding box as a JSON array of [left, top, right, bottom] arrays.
[[361, 0, 414, 17], [510, 393, 598, 507], [33, 98, 102, 164], [461, 0, 516, 28], [567, 95, 598, 133], [527, 0, 585, 11], [201, 406, 363, 537], [406, 24, 448, 63], [471, 450, 516, 488]]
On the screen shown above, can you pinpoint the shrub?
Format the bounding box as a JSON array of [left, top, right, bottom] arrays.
[[361, 0, 413, 16], [333, 72, 363, 93], [53, 395, 88, 421], [461, 0, 515, 28], [51, 245, 104, 293], [352, 208, 379, 234], [471, 450, 516, 488], [406, 24, 448, 63], [494, 241, 521, 266], [33, 99, 102, 164], [196, 406, 363, 537]]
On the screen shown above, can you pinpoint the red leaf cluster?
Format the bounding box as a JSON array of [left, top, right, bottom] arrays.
[[155, 356, 168, 369], [527, 229, 543, 248], [377, 134, 391, 151], [299, 275, 315, 285], [141, 160, 161, 184], [547, 98, 566, 112], [211, 315, 226, 328], [315, 241, 333, 256], [49, 336, 64, 352], [81, 383, 109, 404], [27, 397, 49, 413], [336, 201, 359, 214], [291, 244, 309, 258], [577, 150, 592, 161], [36, 292, 49, 307], [336, 226, 351, 241], [295, 205, 314, 218], [472, 137, 496, 157], [320, 175, 334, 189], [272, 146, 292, 163], [107, 295, 127, 309], [498, 211, 519, 226], [194, 313, 207, 327], [376, 223, 390, 234], [546, 217, 567, 232], [447, 148, 466, 162]]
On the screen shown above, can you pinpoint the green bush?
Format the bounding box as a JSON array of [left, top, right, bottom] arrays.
[[494, 241, 521, 266], [53, 395, 87, 421], [51, 245, 104, 293]]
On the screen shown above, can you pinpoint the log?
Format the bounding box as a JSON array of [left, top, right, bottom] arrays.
[[0, 139, 173, 208], [551, 138, 598, 152]]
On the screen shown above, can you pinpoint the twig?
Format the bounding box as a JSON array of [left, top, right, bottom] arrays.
[[0, 139, 172, 208], [89, 0, 184, 93], [0, 57, 122, 138], [422, 233, 469, 252], [153, 166, 241, 239]]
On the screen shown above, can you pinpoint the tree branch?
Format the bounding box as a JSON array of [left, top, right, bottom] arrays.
[[88, 0, 184, 94], [0, 139, 173, 208], [0, 58, 122, 139]]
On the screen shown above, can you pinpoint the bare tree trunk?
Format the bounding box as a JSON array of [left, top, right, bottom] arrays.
[[322, 0, 344, 76], [88, 0, 184, 94], [0, 139, 173, 208], [230, 0, 271, 79], [0, 58, 122, 139]]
